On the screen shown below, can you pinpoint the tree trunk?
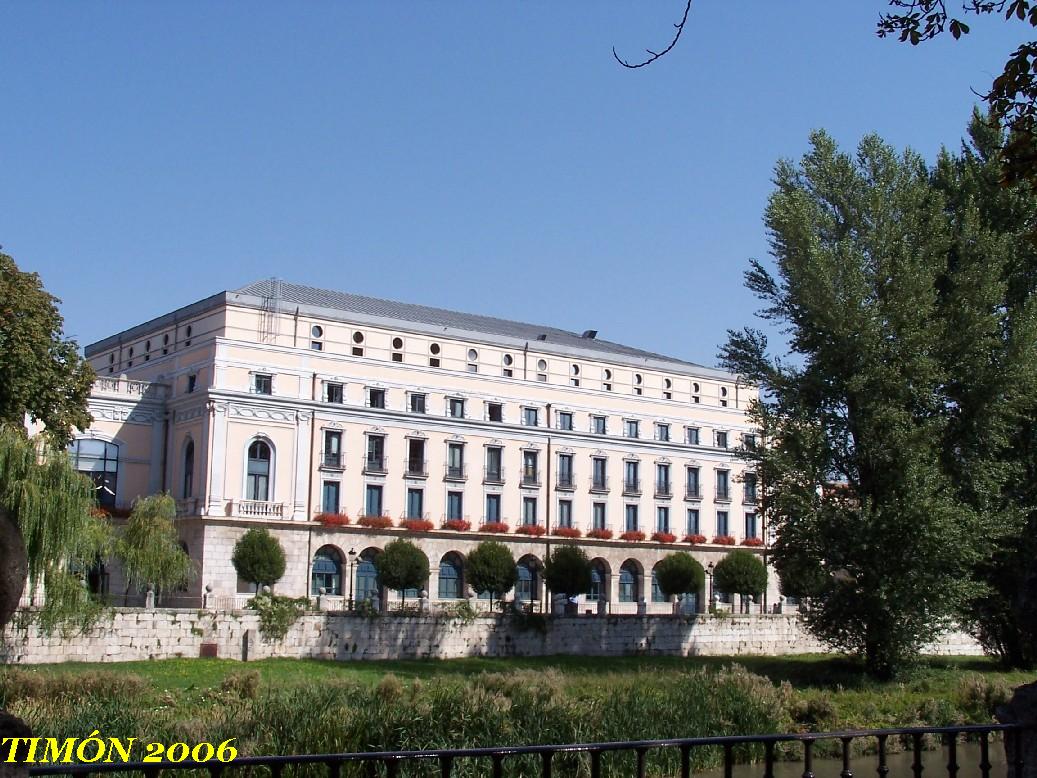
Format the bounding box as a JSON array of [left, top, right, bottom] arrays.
[[0, 508, 31, 778]]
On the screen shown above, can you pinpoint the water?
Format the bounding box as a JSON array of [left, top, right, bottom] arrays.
[[699, 741, 1009, 778]]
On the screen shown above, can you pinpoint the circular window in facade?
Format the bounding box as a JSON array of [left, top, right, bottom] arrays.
[[430, 342, 441, 355], [634, 373, 643, 385], [537, 359, 547, 371], [603, 369, 612, 380], [352, 331, 364, 344], [392, 337, 404, 349], [468, 349, 479, 361], [503, 353, 513, 366], [311, 325, 323, 339]]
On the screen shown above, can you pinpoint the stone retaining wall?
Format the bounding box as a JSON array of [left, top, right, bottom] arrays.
[[0, 609, 981, 665]]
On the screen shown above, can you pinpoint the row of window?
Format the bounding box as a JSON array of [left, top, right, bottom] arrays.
[[105, 325, 195, 373]]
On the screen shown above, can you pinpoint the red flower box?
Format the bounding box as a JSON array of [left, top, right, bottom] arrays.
[[516, 524, 547, 536], [551, 527, 583, 538], [442, 519, 471, 531], [741, 537, 764, 547], [713, 535, 736, 545], [683, 533, 707, 545], [400, 518, 434, 532], [479, 522, 510, 534], [358, 516, 394, 529], [315, 512, 351, 527], [619, 530, 646, 542], [586, 528, 614, 540], [651, 531, 677, 543]]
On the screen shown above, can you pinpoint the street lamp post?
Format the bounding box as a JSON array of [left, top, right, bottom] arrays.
[[347, 547, 357, 611], [706, 561, 715, 612]]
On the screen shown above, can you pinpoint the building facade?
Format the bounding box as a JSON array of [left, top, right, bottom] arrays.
[[73, 279, 773, 614]]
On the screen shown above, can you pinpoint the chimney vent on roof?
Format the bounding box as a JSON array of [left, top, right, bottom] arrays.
[[536, 334, 547, 341], [581, 330, 598, 339]]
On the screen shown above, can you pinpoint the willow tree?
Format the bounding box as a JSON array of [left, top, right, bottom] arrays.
[[0, 425, 110, 633], [115, 493, 192, 604]]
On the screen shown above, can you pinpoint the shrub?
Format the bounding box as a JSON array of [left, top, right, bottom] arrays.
[[587, 528, 613, 540], [516, 524, 547, 536], [544, 545, 592, 598], [619, 530, 646, 542], [651, 531, 677, 543], [232, 528, 286, 589], [358, 516, 393, 529], [442, 519, 471, 531], [375, 539, 430, 603], [684, 533, 707, 544], [221, 670, 261, 699], [479, 522, 510, 533], [467, 541, 517, 606], [713, 549, 768, 596], [250, 592, 309, 640], [712, 535, 736, 545], [655, 553, 705, 598], [314, 512, 350, 526], [551, 527, 582, 538], [399, 518, 434, 532]]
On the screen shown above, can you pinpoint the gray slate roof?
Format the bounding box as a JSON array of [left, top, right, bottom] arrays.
[[233, 279, 710, 372]]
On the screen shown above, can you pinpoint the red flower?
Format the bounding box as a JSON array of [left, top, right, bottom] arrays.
[[741, 537, 764, 547], [400, 518, 434, 532], [516, 524, 547, 536], [315, 512, 351, 527], [712, 535, 736, 545], [442, 519, 471, 531], [479, 522, 510, 534], [683, 533, 707, 545], [587, 528, 614, 540], [651, 531, 677, 543], [551, 527, 583, 538], [358, 516, 394, 529], [619, 530, 646, 542]]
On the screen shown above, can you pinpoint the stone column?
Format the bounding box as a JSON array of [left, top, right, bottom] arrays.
[[996, 681, 1037, 778], [292, 410, 312, 521], [206, 401, 229, 516]]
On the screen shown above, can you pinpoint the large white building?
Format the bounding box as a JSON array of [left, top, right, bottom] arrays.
[[72, 279, 772, 613]]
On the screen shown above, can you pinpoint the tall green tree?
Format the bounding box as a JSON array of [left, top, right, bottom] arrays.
[[720, 129, 1001, 678], [375, 539, 430, 605], [114, 494, 192, 604], [0, 252, 95, 446], [232, 528, 286, 591], [466, 541, 518, 610], [543, 545, 592, 600], [654, 552, 705, 600]]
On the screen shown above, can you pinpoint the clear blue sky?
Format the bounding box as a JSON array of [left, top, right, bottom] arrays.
[[0, 2, 1025, 366]]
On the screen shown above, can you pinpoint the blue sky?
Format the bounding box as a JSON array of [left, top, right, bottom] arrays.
[[0, 2, 1025, 366]]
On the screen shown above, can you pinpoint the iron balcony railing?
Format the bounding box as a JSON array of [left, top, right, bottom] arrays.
[[743, 489, 758, 504], [589, 475, 609, 493], [556, 472, 576, 490], [28, 723, 1027, 778], [622, 478, 641, 496], [404, 459, 428, 478], [521, 467, 540, 487], [363, 455, 387, 474], [483, 466, 505, 484], [321, 451, 344, 469], [684, 485, 702, 500], [715, 486, 731, 501], [654, 481, 672, 498], [444, 464, 468, 481]]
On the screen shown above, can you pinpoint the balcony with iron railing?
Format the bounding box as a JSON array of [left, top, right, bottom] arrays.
[[743, 487, 758, 504], [622, 478, 642, 496], [684, 484, 702, 501], [716, 486, 731, 502], [404, 458, 428, 478], [444, 463, 468, 482], [556, 472, 576, 491], [521, 467, 541, 487], [363, 454, 387, 475], [654, 481, 672, 499], [483, 466, 505, 485], [321, 451, 344, 470], [589, 475, 610, 494]]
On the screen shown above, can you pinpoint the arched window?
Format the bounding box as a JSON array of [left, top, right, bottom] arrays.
[[651, 568, 668, 603], [68, 438, 119, 509], [586, 562, 607, 602], [182, 440, 195, 498], [311, 546, 343, 595], [438, 553, 464, 599], [246, 440, 272, 501], [619, 562, 639, 603], [516, 559, 538, 602], [356, 550, 380, 603]]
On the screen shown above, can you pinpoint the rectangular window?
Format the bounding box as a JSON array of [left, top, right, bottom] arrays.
[[557, 453, 574, 488], [717, 510, 729, 537], [522, 450, 539, 485], [624, 419, 639, 438], [715, 430, 728, 449], [409, 393, 426, 413], [406, 488, 424, 519], [367, 388, 386, 409], [686, 467, 701, 498], [523, 407, 539, 427], [448, 398, 465, 418], [743, 473, 758, 503], [446, 443, 465, 480], [657, 506, 670, 533], [686, 508, 700, 535], [686, 426, 700, 445], [742, 433, 757, 450], [522, 496, 538, 525], [592, 415, 607, 435], [322, 481, 340, 514], [557, 411, 574, 431], [656, 463, 671, 497], [487, 402, 503, 422], [592, 502, 607, 530], [187, 374, 197, 393], [591, 457, 608, 491], [365, 435, 385, 472], [253, 373, 272, 395], [625, 504, 639, 532], [745, 512, 758, 539], [365, 484, 383, 517], [323, 430, 342, 468], [558, 499, 573, 528], [325, 382, 344, 404], [716, 470, 730, 500], [311, 340, 323, 351], [407, 438, 426, 476], [447, 491, 463, 520], [485, 446, 503, 482], [656, 423, 670, 442], [624, 460, 640, 493], [485, 493, 502, 522]]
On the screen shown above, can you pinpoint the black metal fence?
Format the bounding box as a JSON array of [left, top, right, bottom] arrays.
[[29, 723, 1027, 778]]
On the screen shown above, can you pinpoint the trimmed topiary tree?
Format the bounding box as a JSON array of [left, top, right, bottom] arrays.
[[467, 540, 517, 609], [544, 544, 592, 600], [374, 539, 430, 605], [654, 552, 705, 601], [232, 528, 286, 592], [713, 549, 767, 610]]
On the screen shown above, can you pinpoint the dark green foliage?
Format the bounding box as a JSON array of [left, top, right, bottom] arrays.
[[374, 539, 429, 602], [466, 541, 517, 607], [231, 528, 286, 590], [115, 493, 192, 602], [655, 552, 705, 598], [250, 592, 310, 641], [543, 544, 592, 598], [0, 252, 95, 446], [713, 551, 767, 597]]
